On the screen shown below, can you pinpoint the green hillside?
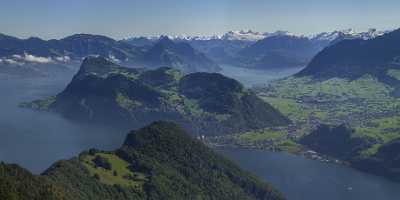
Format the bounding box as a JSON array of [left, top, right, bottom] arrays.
[[0, 122, 285, 200]]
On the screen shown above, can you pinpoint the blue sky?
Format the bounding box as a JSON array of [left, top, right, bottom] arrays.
[[0, 0, 399, 39]]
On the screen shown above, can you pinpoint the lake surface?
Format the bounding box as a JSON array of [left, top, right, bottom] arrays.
[[218, 64, 304, 87], [0, 73, 129, 173], [1, 69, 400, 200], [220, 148, 400, 200]]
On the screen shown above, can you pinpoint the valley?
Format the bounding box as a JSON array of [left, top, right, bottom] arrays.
[[1, 2, 400, 198], [209, 29, 400, 183], [1, 62, 399, 199]]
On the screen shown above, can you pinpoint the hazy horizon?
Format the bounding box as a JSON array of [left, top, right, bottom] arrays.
[[1, 0, 399, 40]]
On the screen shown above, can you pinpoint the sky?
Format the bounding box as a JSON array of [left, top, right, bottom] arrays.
[[0, 0, 399, 39]]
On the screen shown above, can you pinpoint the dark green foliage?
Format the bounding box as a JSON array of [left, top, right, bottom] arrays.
[[179, 72, 244, 113], [299, 124, 400, 181], [297, 28, 400, 85], [0, 122, 285, 200], [117, 121, 286, 200], [353, 139, 400, 181], [93, 156, 112, 170], [300, 124, 377, 160], [27, 56, 290, 136], [233, 93, 291, 129], [0, 163, 67, 200], [93, 173, 100, 180], [43, 159, 143, 200], [139, 67, 182, 88]]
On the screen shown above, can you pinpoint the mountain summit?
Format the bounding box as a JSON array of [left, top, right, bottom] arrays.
[[297, 28, 400, 82], [141, 36, 221, 73], [0, 121, 286, 200], [25, 56, 290, 135]]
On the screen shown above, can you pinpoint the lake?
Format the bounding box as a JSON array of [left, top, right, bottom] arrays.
[[0, 73, 129, 173], [220, 148, 400, 200], [218, 64, 304, 87], [1, 68, 400, 200]]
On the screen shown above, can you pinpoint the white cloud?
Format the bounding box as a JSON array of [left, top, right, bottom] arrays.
[[23, 53, 53, 63], [2, 54, 73, 66], [4, 58, 19, 64], [108, 54, 121, 63], [12, 54, 22, 59], [7, 53, 54, 64], [1, 58, 23, 66], [55, 56, 71, 62]]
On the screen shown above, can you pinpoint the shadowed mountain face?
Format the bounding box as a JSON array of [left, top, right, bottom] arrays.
[[141, 36, 221, 73], [233, 35, 324, 69], [122, 37, 155, 47], [24, 56, 289, 136], [353, 138, 400, 182], [300, 124, 377, 160], [185, 39, 253, 64], [301, 124, 400, 182], [297, 29, 400, 81], [0, 33, 143, 61], [0, 34, 220, 74], [0, 121, 286, 200]]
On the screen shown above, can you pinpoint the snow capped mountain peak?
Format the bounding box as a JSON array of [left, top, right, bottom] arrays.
[[340, 28, 356, 35], [310, 29, 354, 42], [221, 30, 265, 41], [238, 29, 259, 34], [125, 28, 392, 44], [359, 28, 388, 39], [309, 28, 389, 41], [264, 31, 297, 38], [221, 30, 295, 41]]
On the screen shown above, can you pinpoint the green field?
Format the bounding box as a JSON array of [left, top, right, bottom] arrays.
[[388, 69, 400, 80], [218, 72, 400, 157], [80, 152, 147, 190]]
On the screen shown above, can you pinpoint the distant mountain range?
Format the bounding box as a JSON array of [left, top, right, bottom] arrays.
[[124, 28, 390, 70], [0, 28, 392, 76], [0, 121, 285, 200], [139, 36, 220, 73], [23, 56, 289, 136], [0, 33, 220, 74], [297, 28, 400, 94], [0, 33, 142, 62], [233, 35, 322, 69], [126, 28, 388, 43]]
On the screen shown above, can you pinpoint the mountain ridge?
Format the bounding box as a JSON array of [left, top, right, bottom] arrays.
[[0, 121, 286, 200], [0, 33, 220, 74], [23, 56, 290, 136], [296, 28, 400, 89]]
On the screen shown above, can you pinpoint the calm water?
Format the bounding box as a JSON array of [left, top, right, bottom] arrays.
[[0, 73, 128, 173], [1, 70, 400, 200], [218, 64, 304, 87], [220, 148, 400, 200]]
